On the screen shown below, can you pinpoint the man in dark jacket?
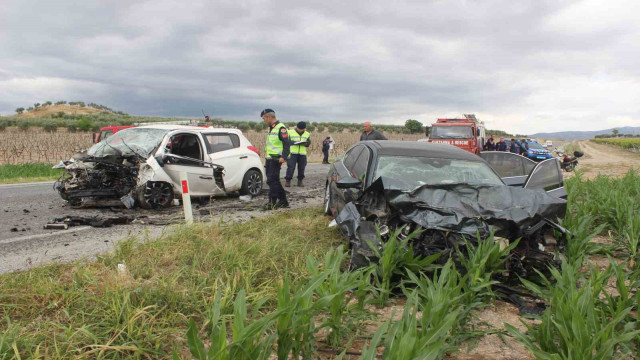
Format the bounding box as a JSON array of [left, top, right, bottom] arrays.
[[360, 122, 387, 141], [322, 137, 331, 164], [496, 137, 507, 151], [484, 135, 496, 151], [510, 138, 520, 154]]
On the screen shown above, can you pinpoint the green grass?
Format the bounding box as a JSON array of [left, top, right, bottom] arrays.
[[0, 163, 62, 184], [3, 171, 640, 359], [593, 137, 640, 150], [0, 209, 344, 359]]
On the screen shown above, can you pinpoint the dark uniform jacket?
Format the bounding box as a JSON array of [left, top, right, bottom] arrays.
[[360, 129, 387, 141]]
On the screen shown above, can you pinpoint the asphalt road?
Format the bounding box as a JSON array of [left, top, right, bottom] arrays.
[[0, 163, 329, 274]]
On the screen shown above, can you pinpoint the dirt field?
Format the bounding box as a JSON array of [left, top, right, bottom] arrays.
[[566, 140, 640, 179]]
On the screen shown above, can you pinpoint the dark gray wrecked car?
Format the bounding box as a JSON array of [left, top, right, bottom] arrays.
[[323, 141, 568, 284]]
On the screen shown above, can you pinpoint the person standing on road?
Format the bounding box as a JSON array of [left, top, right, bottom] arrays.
[[360, 121, 387, 141], [285, 121, 311, 187], [322, 137, 332, 164], [484, 135, 496, 151], [510, 138, 520, 154], [261, 109, 290, 209], [496, 137, 507, 151]]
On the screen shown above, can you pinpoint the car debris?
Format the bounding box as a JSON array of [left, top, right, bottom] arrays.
[[325, 141, 569, 313], [334, 177, 567, 314], [53, 126, 265, 209], [45, 215, 135, 229]]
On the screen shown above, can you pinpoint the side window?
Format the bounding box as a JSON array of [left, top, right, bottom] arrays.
[[101, 130, 113, 140], [203, 133, 240, 153], [351, 148, 370, 182], [343, 146, 363, 171], [525, 159, 563, 191], [168, 133, 203, 161]]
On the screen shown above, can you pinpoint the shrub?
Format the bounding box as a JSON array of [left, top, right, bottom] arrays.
[[15, 107, 24, 114], [76, 117, 94, 131], [18, 122, 30, 131], [0, 124, 6, 131], [43, 123, 58, 133], [66, 124, 77, 133]]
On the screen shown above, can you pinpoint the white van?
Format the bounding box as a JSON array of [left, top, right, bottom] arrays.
[[545, 140, 553, 148]]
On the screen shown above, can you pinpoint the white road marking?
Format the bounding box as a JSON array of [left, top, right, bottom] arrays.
[[0, 226, 92, 245], [0, 181, 55, 189]]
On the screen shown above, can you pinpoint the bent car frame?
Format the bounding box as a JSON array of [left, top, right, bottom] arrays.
[[54, 125, 265, 208], [324, 141, 568, 286]]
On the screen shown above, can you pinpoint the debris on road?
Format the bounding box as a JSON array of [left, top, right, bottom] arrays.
[[45, 215, 135, 229]]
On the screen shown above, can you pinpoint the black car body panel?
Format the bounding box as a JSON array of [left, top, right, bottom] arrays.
[[327, 141, 568, 286]]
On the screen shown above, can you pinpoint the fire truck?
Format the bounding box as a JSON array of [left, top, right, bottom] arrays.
[[427, 114, 486, 155]]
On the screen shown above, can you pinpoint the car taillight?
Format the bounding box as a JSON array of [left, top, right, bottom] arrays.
[[248, 146, 260, 156]]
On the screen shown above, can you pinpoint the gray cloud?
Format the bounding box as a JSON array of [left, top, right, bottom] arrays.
[[1, 0, 639, 134]]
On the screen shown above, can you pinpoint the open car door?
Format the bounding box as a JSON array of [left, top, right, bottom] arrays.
[[524, 158, 566, 199], [480, 151, 536, 187]]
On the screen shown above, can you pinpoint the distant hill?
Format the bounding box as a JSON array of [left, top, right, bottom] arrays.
[[530, 126, 640, 140], [11, 104, 106, 118]]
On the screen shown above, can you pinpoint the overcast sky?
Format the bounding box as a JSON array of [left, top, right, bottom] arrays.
[[1, 0, 639, 134]]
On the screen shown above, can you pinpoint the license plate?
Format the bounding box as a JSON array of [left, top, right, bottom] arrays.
[[537, 156, 546, 159]]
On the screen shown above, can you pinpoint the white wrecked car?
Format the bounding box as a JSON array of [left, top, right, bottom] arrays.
[[54, 125, 265, 208]]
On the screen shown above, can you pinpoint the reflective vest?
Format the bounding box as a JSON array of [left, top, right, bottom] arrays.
[[266, 122, 287, 157], [288, 129, 310, 155]]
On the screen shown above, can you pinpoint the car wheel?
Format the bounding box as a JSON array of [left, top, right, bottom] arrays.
[[323, 183, 333, 216], [239, 169, 263, 196], [565, 163, 575, 172], [138, 181, 173, 209]]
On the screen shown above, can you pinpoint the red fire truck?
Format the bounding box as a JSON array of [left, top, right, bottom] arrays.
[[93, 125, 135, 143], [427, 114, 486, 155]]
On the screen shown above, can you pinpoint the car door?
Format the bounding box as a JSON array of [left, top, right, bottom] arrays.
[[160, 132, 222, 196], [202, 132, 245, 192], [480, 151, 537, 187], [332, 145, 364, 211], [524, 158, 567, 198]]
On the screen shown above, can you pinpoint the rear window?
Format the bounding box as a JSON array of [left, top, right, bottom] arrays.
[[203, 133, 240, 153]]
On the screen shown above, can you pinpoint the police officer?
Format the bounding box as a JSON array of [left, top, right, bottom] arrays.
[[261, 109, 290, 209], [285, 121, 311, 187]]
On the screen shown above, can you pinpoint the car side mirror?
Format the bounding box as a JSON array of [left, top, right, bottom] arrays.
[[336, 177, 362, 189]]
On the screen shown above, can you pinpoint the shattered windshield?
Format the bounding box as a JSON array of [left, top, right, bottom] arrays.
[[430, 126, 473, 139], [374, 156, 503, 188], [87, 128, 169, 158]]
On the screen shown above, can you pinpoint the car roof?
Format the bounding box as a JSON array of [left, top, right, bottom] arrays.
[[135, 125, 241, 134], [363, 140, 484, 161]]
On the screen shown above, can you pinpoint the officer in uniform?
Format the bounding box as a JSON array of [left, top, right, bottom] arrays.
[[261, 109, 290, 209], [285, 121, 311, 187]]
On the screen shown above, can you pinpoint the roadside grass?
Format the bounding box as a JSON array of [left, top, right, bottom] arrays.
[[0, 163, 62, 184], [561, 141, 582, 155], [2, 171, 640, 359], [0, 208, 343, 359]]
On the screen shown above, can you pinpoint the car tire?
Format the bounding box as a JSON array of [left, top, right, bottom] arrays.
[[565, 163, 575, 172], [138, 181, 174, 209], [239, 169, 263, 196], [323, 183, 333, 216]]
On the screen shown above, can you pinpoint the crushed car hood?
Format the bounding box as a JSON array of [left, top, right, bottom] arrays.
[[337, 177, 567, 239]]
